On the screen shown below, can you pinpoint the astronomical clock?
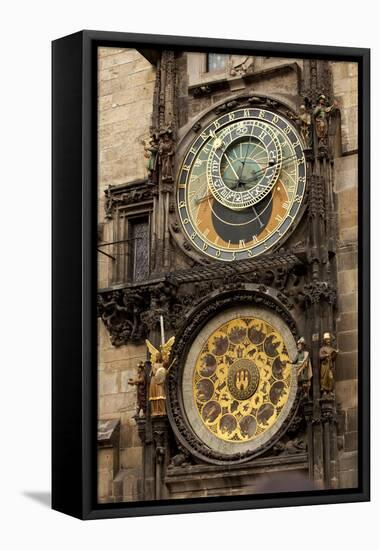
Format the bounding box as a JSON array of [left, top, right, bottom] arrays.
[[98, 49, 343, 501], [166, 103, 308, 467], [177, 108, 306, 262]]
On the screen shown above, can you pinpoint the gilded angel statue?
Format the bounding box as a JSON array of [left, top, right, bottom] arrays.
[[145, 334, 175, 416]]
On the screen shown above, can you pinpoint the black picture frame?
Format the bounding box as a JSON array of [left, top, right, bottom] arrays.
[[52, 30, 370, 520]]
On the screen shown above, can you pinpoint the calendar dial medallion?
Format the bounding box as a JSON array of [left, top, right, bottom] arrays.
[[180, 307, 299, 458], [177, 108, 306, 261]]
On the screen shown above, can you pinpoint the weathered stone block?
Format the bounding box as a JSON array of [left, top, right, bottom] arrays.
[[98, 469, 113, 500], [99, 370, 119, 396], [337, 247, 358, 272], [337, 330, 358, 353], [337, 311, 358, 333], [120, 446, 143, 469], [98, 448, 114, 470], [335, 380, 358, 410], [344, 431, 358, 452], [347, 408, 358, 432], [338, 269, 358, 295], [100, 392, 132, 415], [335, 351, 358, 381], [336, 409, 346, 434], [339, 451, 358, 472], [338, 292, 358, 314], [339, 469, 358, 489]]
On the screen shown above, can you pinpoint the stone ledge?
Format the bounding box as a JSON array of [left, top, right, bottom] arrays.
[[166, 453, 308, 484], [97, 418, 120, 448]]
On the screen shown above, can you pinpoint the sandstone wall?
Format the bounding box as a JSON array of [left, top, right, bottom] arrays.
[[97, 47, 155, 502], [331, 61, 358, 488], [98, 47, 156, 289]]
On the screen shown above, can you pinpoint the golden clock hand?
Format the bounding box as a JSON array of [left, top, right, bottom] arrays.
[[238, 136, 252, 180], [222, 154, 298, 187], [221, 154, 297, 184], [224, 153, 240, 180], [252, 205, 264, 228], [246, 153, 297, 181], [195, 191, 214, 204]]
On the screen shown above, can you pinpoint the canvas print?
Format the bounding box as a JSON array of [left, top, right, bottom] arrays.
[[97, 46, 358, 504]]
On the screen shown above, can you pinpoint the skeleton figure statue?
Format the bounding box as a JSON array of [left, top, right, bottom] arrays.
[[291, 337, 313, 398], [145, 327, 175, 416]]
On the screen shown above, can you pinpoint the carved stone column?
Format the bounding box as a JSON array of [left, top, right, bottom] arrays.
[[135, 360, 155, 500], [152, 415, 171, 500], [150, 50, 178, 276], [320, 395, 338, 489], [134, 415, 148, 499], [303, 399, 314, 481]]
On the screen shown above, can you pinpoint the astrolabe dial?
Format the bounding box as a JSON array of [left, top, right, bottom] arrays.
[[192, 316, 294, 444], [176, 107, 307, 261], [206, 119, 282, 209]]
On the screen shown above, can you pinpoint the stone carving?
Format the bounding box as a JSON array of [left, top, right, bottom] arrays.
[[229, 55, 254, 77], [302, 59, 331, 106], [168, 451, 190, 468], [104, 182, 154, 220], [128, 361, 147, 417], [272, 436, 307, 455], [98, 254, 306, 346], [308, 174, 325, 220], [290, 337, 313, 399], [192, 85, 212, 97], [320, 394, 337, 421], [319, 332, 339, 396], [97, 289, 149, 346], [302, 281, 336, 306], [313, 94, 338, 148], [214, 100, 239, 115]]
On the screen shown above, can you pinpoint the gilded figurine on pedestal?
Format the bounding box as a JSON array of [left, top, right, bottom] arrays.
[[313, 94, 338, 148], [145, 316, 176, 416], [319, 332, 339, 396], [291, 337, 313, 398], [128, 361, 147, 417]]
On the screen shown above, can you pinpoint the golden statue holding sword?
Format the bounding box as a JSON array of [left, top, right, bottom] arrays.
[[145, 315, 176, 416]]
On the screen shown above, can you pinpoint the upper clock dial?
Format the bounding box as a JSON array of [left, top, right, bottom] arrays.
[[177, 107, 306, 262], [207, 119, 282, 209]]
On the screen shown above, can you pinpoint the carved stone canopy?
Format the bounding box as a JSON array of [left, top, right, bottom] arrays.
[[97, 252, 306, 347]]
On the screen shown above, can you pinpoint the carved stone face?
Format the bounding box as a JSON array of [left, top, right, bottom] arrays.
[[324, 337, 331, 346]]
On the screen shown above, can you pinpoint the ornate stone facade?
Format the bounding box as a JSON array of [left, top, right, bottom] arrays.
[[97, 47, 358, 503]]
